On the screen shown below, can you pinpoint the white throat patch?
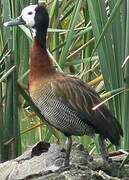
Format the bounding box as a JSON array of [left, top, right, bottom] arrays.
[[21, 5, 38, 27], [32, 29, 36, 37]]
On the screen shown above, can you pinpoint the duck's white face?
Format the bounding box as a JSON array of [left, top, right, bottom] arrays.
[[21, 5, 37, 27], [4, 4, 49, 31]]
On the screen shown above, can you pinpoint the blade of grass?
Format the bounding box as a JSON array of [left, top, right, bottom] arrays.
[[122, 0, 129, 149], [59, 0, 82, 69]]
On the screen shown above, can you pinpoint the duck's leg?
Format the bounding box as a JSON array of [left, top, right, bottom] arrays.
[[98, 135, 110, 162], [64, 136, 72, 167]]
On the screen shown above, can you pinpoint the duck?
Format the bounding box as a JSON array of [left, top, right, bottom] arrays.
[[4, 4, 123, 167]]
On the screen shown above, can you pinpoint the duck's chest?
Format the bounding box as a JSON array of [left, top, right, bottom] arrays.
[[29, 77, 54, 109]]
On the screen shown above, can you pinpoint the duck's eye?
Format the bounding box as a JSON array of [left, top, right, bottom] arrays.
[[28, 12, 32, 15]]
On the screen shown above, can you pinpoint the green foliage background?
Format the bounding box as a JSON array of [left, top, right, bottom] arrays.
[[0, 0, 128, 161]]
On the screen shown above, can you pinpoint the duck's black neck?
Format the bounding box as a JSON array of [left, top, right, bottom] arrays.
[[35, 29, 47, 49]]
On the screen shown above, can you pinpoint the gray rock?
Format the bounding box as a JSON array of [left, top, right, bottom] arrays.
[[0, 141, 128, 180]]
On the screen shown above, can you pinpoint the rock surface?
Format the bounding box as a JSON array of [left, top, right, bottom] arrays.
[[0, 141, 128, 180]]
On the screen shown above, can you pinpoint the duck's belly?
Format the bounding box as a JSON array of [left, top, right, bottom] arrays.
[[29, 82, 95, 137]]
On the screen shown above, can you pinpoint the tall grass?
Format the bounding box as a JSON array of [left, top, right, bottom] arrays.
[[87, 0, 128, 149], [0, 0, 128, 161]]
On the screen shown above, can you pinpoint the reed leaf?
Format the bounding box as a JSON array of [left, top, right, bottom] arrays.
[[87, 0, 124, 125], [59, 0, 83, 69], [122, 0, 129, 149]]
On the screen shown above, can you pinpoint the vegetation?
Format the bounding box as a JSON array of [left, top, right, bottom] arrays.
[[0, 0, 128, 161]]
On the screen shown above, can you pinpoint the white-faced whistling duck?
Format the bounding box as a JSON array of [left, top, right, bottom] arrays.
[[4, 4, 123, 167]]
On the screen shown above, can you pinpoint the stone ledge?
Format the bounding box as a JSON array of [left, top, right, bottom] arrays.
[[0, 142, 128, 180]]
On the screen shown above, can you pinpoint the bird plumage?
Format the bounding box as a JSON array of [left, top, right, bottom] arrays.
[[4, 4, 123, 166], [30, 70, 123, 145]]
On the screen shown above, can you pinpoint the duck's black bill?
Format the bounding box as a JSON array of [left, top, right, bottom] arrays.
[[4, 16, 25, 27]]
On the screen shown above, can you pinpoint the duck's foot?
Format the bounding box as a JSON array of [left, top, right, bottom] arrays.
[[98, 135, 112, 164]]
